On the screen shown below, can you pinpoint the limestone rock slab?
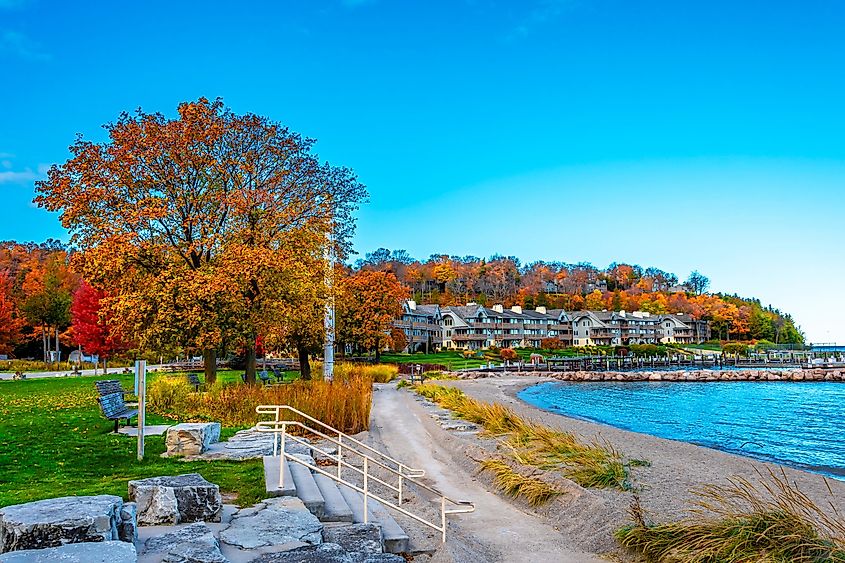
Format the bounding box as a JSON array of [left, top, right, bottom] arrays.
[[143, 521, 225, 563], [118, 502, 137, 543], [0, 540, 136, 563], [220, 497, 322, 550], [129, 473, 222, 525], [0, 495, 123, 553], [164, 423, 221, 457], [190, 429, 311, 461], [252, 543, 404, 562], [323, 524, 383, 554]]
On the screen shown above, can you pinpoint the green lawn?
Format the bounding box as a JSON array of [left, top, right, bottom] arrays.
[[379, 351, 496, 370], [0, 374, 268, 508], [380, 348, 585, 370]]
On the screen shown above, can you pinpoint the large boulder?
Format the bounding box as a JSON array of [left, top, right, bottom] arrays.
[[128, 473, 222, 525], [164, 422, 221, 457], [219, 497, 322, 550], [142, 521, 225, 563], [0, 540, 136, 563], [0, 495, 124, 553]]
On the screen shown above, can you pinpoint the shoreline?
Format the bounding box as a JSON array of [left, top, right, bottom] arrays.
[[460, 366, 845, 382], [515, 379, 845, 480], [446, 376, 845, 534]]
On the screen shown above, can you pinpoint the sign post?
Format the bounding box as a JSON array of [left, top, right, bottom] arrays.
[[136, 360, 147, 461]]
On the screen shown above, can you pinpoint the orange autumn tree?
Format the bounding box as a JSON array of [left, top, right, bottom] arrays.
[[0, 272, 24, 355], [35, 97, 366, 383], [337, 270, 408, 361]]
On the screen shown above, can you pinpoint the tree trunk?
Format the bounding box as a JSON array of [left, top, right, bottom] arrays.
[[55, 327, 60, 365], [42, 326, 48, 368], [245, 342, 257, 384], [374, 337, 381, 363], [203, 348, 217, 385], [297, 344, 311, 381]]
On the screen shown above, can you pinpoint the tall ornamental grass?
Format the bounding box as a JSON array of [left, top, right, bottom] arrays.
[[616, 469, 845, 562], [414, 383, 630, 490], [149, 372, 377, 434]]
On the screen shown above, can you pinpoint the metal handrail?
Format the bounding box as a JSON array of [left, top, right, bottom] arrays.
[[257, 404, 425, 478], [254, 416, 474, 542]]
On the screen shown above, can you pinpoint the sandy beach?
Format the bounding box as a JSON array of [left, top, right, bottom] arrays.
[[403, 376, 845, 558]]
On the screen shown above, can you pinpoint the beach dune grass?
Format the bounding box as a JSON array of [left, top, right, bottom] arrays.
[[616, 469, 845, 562], [413, 383, 630, 490], [479, 458, 565, 507]]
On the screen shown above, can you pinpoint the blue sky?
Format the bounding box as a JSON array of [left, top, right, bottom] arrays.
[[1, 0, 843, 342]]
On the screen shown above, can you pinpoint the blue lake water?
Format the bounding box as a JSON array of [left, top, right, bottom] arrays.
[[518, 381, 845, 479]]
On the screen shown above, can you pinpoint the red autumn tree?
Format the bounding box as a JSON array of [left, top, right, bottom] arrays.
[[71, 281, 128, 368]]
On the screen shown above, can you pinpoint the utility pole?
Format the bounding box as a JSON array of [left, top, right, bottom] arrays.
[[323, 228, 335, 383]]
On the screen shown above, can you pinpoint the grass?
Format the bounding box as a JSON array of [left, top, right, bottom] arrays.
[[0, 363, 388, 508], [413, 383, 631, 490], [380, 351, 496, 370], [0, 375, 265, 508], [478, 458, 565, 507], [616, 469, 845, 562]]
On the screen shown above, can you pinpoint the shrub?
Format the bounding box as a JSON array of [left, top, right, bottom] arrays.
[[500, 348, 518, 362], [329, 363, 397, 383], [722, 343, 750, 357], [147, 377, 191, 413], [616, 469, 845, 562], [540, 337, 565, 351]]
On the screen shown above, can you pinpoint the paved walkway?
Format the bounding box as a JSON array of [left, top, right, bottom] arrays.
[[0, 365, 165, 381], [369, 384, 605, 562]]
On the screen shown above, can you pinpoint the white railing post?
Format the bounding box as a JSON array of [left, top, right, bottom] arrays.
[[363, 457, 369, 524], [337, 434, 342, 481], [278, 423, 287, 489], [441, 496, 447, 543]]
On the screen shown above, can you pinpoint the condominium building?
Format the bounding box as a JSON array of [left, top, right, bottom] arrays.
[[394, 300, 710, 351]]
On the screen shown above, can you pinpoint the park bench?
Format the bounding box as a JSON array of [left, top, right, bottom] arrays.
[[271, 365, 290, 384], [97, 392, 138, 433], [258, 370, 271, 385], [186, 373, 202, 391], [94, 379, 137, 407]]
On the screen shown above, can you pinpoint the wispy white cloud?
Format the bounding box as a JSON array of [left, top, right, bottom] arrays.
[[0, 30, 50, 61], [0, 162, 49, 184], [508, 0, 574, 40]]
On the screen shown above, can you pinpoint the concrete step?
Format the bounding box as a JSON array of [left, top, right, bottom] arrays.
[[288, 455, 325, 519], [337, 483, 368, 525], [262, 455, 295, 497], [367, 496, 411, 554], [313, 474, 354, 523], [337, 484, 409, 554]]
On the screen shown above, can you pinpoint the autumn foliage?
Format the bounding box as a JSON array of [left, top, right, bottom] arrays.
[[355, 249, 803, 343]]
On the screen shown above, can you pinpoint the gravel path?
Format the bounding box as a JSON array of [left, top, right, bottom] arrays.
[[369, 383, 606, 562]]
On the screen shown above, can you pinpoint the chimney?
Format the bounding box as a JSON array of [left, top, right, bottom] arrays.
[[407, 300, 416, 311], [535, 306, 547, 314], [511, 305, 522, 314], [492, 304, 504, 313]]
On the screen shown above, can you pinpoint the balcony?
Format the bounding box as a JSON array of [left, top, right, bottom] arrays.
[[452, 334, 489, 342]]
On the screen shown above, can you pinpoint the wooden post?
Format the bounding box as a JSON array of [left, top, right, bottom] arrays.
[[136, 360, 147, 461]]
